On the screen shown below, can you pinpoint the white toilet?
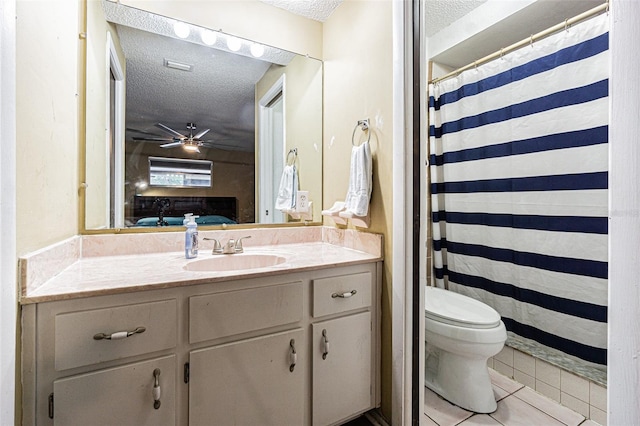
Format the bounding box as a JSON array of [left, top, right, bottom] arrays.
[[424, 286, 507, 413]]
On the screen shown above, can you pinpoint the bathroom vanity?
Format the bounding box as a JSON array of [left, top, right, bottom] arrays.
[[20, 229, 382, 426]]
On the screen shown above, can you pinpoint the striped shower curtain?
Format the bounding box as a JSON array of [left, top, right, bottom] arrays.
[[429, 14, 609, 367]]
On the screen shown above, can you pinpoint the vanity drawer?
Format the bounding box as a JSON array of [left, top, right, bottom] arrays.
[[189, 282, 303, 344], [312, 272, 372, 317], [54, 299, 177, 371]]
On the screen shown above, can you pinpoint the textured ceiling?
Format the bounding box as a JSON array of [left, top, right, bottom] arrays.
[[103, 1, 302, 153], [118, 25, 271, 152], [259, 0, 343, 22], [425, 0, 489, 37]]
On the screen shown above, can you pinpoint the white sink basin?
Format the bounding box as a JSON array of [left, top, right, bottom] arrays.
[[184, 253, 287, 272]]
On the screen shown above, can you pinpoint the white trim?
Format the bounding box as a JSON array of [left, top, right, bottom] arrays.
[[0, 0, 17, 423], [258, 74, 286, 223], [608, 0, 640, 423], [107, 31, 125, 228], [391, 0, 412, 424]]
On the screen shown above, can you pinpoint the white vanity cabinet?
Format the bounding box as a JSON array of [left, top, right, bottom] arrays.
[[189, 329, 305, 425], [22, 262, 381, 426], [52, 355, 176, 426], [311, 272, 376, 426]]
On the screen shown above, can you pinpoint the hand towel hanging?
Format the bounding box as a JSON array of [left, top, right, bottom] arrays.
[[343, 140, 372, 217], [275, 164, 298, 211]]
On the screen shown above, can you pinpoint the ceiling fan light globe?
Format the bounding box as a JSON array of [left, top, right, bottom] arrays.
[[183, 144, 200, 153]]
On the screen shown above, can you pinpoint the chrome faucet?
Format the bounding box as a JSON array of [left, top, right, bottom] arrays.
[[203, 238, 223, 254], [205, 236, 251, 254], [222, 239, 237, 254], [234, 236, 251, 253]]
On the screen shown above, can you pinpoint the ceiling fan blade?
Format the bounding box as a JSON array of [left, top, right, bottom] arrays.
[[160, 141, 183, 148], [132, 136, 173, 142], [126, 128, 163, 137], [155, 123, 187, 139], [194, 128, 211, 139]]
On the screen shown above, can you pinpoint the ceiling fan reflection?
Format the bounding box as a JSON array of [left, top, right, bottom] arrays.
[[131, 122, 216, 153]]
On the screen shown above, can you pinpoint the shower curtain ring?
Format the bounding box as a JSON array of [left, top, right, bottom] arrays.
[[565, 18, 569, 32], [530, 34, 534, 47]]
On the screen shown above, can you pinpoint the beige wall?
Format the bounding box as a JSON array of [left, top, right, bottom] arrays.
[[256, 56, 323, 221], [120, 0, 323, 59], [85, 0, 125, 229], [16, 0, 80, 256], [323, 0, 394, 419]]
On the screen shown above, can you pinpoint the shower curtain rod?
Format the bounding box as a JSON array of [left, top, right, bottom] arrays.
[[429, 1, 609, 84]]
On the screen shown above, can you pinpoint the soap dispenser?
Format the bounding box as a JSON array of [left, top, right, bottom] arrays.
[[184, 215, 199, 259]]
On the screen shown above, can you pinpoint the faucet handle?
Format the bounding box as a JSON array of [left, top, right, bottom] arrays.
[[234, 236, 252, 253], [203, 237, 222, 254]]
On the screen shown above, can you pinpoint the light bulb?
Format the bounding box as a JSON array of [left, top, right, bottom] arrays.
[[201, 29, 217, 46], [250, 43, 265, 58], [226, 36, 242, 52], [173, 22, 190, 39]]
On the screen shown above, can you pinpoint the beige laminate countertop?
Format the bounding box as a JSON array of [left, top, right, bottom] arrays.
[[21, 242, 382, 304]]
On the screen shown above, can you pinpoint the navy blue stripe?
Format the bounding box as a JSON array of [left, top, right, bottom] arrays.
[[430, 171, 607, 195], [429, 126, 608, 167], [448, 271, 607, 322], [430, 80, 608, 138], [429, 32, 609, 109], [502, 317, 607, 365], [446, 240, 608, 279], [433, 266, 446, 280], [432, 211, 608, 235]]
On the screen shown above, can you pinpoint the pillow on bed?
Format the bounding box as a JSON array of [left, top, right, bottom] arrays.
[[135, 215, 237, 227]]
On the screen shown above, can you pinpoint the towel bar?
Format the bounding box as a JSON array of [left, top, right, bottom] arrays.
[[352, 119, 371, 146]]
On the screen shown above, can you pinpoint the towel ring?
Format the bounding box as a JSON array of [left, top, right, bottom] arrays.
[[286, 148, 297, 166], [352, 119, 371, 146]]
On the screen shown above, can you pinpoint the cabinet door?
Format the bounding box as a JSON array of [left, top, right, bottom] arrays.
[[52, 355, 175, 426], [312, 312, 372, 426], [189, 329, 305, 426]]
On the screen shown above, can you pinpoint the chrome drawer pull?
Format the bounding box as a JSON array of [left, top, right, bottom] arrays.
[[332, 290, 357, 299], [289, 339, 297, 372], [93, 326, 146, 341], [153, 368, 161, 409]]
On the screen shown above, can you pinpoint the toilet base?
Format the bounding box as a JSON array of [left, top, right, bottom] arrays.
[[425, 344, 497, 413]]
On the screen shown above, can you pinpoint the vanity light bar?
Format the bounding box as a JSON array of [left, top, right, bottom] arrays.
[[164, 59, 193, 72]]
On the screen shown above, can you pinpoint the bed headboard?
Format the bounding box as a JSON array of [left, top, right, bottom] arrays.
[[129, 196, 238, 224]]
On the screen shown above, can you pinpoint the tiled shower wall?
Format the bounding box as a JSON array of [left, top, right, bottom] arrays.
[[489, 346, 607, 425]]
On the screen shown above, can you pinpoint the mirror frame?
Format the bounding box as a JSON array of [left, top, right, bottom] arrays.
[[79, 0, 324, 234]]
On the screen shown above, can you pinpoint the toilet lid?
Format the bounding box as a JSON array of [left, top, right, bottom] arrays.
[[425, 287, 501, 329]]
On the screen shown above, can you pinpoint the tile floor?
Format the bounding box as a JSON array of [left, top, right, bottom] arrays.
[[424, 369, 603, 426]]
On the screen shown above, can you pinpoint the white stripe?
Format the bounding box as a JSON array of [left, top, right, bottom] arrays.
[[431, 190, 608, 217], [447, 254, 607, 306], [433, 143, 607, 182], [445, 223, 607, 262], [430, 97, 609, 155], [449, 283, 607, 349], [433, 52, 608, 124]]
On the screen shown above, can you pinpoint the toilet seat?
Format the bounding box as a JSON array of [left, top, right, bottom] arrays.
[[425, 286, 501, 329]]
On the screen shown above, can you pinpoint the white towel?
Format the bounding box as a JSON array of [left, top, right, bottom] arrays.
[[344, 141, 372, 216], [275, 164, 298, 211]]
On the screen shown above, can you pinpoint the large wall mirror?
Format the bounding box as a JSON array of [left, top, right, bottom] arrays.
[[84, 0, 323, 230]]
